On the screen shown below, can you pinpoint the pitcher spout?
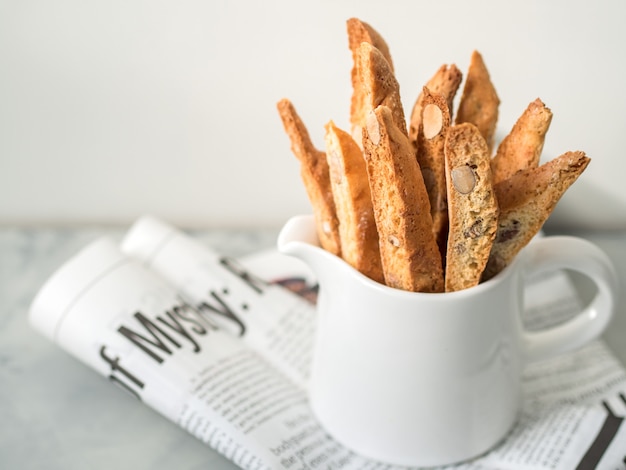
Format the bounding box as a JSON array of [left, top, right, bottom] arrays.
[[277, 215, 339, 276]]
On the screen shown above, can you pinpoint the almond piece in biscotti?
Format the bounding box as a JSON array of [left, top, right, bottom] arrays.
[[409, 64, 463, 144], [456, 50, 500, 154], [490, 98, 553, 185], [354, 41, 408, 146], [444, 123, 499, 292], [276, 98, 342, 257], [362, 105, 444, 293], [347, 18, 394, 145], [415, 87, 452, 257], [483, 151, 591, 280], [324, 120, 384, 283]]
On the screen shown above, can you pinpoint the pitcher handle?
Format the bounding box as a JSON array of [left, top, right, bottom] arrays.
[[521, 236, 617, 362]]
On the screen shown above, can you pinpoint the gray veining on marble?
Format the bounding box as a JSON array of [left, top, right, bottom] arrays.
[[1, 225, 624, 469]]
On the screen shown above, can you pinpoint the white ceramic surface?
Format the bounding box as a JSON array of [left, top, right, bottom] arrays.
[[278, 215, 618, 467]]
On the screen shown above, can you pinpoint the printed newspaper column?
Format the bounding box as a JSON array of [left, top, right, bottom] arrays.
[[27, 238, 321, 469], [120, 216, 316, 389]]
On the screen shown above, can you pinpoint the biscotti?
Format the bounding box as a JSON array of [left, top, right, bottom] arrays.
[[483, 151, 591, 280], [362, 105, 444, 293], [456, 50, 500, 154], [444, 123, 499, 292], [277, 98, 342, 257], [324, 120, 384, 283]]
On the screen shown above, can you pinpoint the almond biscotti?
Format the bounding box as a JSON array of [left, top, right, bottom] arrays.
[[415, 87, 453, 256], [456, 50, 500, 154], [444, 123, 499, 292], [324, 120, 384, 283], [356, 41, 408, 139], [491, 98, 553, 185], [276, 98, 342, 257], [277, 18, 591, 293], [362, 105, 444, 293], [347, 17, 394, 144], [409, 64, 463, 144], [483, 151, 591, 280]]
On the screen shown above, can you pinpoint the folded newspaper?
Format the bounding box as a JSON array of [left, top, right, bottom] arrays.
[[28, 216, 626, 470]]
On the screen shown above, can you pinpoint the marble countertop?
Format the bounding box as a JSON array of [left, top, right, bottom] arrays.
[[1, 226, 625, 469]]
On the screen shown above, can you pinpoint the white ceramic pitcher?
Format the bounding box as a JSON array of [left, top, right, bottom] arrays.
[[277, 214, 617, 467]]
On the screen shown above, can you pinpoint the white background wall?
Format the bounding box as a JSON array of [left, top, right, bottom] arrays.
[[1, 0, 625, 229]]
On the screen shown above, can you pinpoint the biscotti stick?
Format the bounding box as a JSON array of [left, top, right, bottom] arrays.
[[324, 121, 384, 283], [276, 98, 342, 256], [347, 17, 394, 71], [347, 18, 394, 144], [362, 105, 444, 293], [415, 87, 452, 255], [483, 151, 591, 280], [444, 123, 499, 292], [490, 98, 553, 184], [456, 50, 500, 154], [354, 41, 407, 146], [409, 64, 463, 144]]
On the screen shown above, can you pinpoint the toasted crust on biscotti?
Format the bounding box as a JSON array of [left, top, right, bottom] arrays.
[[324, 121, 384, 283], [456, 51, 500, 154], [355, 42, 407, 142], [409, 64, 462, 144], [347, 17, 394, 71], [444, 123, 499, 292], [491, 98, 553, 185], [347, 18, 394, 143], [483, 151, 591, 280], [276, 99, 342, 256], [362, 105, 444, 293], [415, 87, 452, 255]]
